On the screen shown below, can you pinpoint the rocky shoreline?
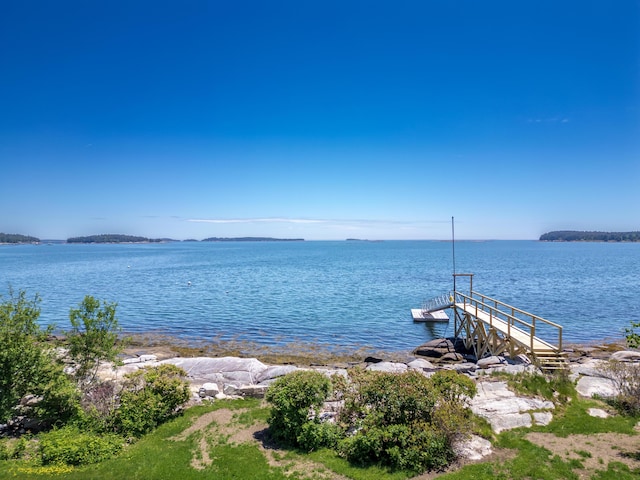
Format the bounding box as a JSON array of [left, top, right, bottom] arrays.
[[105, 337, 640, 435]]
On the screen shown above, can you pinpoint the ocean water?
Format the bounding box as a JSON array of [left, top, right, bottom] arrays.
[[1, 241, 638, 352]]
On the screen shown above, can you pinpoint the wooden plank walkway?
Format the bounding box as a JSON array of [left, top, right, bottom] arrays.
[[455, 303, 556, 352], [453, 291, 567, 370]]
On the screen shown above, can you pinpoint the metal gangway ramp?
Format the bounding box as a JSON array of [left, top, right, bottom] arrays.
[[452, 274, 567, 370]]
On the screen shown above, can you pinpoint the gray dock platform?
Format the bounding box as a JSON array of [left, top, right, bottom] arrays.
[[411, 309, 449, 322]]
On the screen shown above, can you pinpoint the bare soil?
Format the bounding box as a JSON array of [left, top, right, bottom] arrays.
[[170, 407, 349, 479], [525, 431, 640, 479]]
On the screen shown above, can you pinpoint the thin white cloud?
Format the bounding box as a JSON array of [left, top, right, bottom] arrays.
[[188, 218, 326, 224], [527, 116, 570, 124]]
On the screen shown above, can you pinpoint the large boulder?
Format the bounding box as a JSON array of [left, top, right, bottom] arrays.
[[575, 376, 618, 398], [161, 357, 268, 385], [470, 381, 554, 433], [610, 350, 640, 362]]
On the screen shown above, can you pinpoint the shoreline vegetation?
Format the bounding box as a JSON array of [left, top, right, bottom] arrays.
[[540, 230, 640, 242], [0, 233, 306, 244]]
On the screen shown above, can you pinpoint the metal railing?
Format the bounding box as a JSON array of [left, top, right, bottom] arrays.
[[454, 290, 563, 352], [422, 293, 454, 313]]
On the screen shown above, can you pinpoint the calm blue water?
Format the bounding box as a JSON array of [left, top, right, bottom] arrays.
[[1, 241, 638, 352]]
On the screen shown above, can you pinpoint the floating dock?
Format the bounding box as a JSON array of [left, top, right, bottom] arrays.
[[411, 309, 449, 322]]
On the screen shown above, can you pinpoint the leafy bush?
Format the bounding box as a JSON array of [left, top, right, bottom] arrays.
[[339, 421, 453, 472], [335, 369, 461, 473], [623, 320, 640, 349], [39, 426, 122, 466], [430, 369, 476, 404], [112, 364, 190, 438], [297, 421, 342, 451], [265, 370, 332, 449]]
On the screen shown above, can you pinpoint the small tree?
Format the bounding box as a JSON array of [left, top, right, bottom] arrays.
[[0, 289, 79, 425], [623, 320, 640, 349], [67, 296, 124, 387]]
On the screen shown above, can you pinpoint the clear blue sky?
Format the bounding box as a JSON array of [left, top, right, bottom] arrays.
[[1, 1, 638, 240]]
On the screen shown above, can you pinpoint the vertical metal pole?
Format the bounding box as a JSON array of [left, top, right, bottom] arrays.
[[452, 216, 456, 294]]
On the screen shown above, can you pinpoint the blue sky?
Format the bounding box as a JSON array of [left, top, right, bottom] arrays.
[[1, 1, 638, 240]]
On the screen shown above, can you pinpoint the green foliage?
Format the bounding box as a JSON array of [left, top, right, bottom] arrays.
[[265, 369, 332, 449], [267, 368, 477, 474], [623, 320, 640, 349], [0, 233, 40, 243], [39, 426, 122, 466], [539, 230, 640, 242], [297, 421, 342, 451], [0, 289, 79, 425], [112, 364, 190, 438], [67, 295, 124, 386], [335, 369, 472, 473], [430, 369, 477, 404]]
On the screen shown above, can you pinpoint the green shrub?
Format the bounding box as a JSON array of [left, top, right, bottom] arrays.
[[265, 370, 332, 449], [430, 369, 476, 404], [338, 421, 452, 473], [336, 369, 474, 474], [39, 426, 122, 465], [623, 320, 640, 349], [297, 421, 342, 451], [112, 364, 190, 438]]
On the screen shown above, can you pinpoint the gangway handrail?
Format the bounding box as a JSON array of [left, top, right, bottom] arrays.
[[454, 290, 563, 352]]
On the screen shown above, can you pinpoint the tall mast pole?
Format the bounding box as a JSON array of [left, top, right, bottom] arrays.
[[452, 216, 456, 295]]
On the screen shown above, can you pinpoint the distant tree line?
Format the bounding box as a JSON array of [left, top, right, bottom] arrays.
[[66, 234, 165, 243], [202, 237, 304, 242], [540, 231, 640, 242], [0, 233, 40, 243]]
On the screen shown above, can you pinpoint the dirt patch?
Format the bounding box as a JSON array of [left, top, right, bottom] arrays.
[[526, 432, 640, 478], [171, 408, 345, 478]]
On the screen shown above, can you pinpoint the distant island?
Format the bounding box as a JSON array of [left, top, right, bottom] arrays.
[[0, 233, 40, 244], [67, 234, 172, 244], [202, 237, 304, 242], [540, 231, 640, 242]]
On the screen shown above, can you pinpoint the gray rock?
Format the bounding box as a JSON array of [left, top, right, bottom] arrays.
[[407, 358, 437, 371], [477, 356, 506, 368], [366, 361, 408, 373], [490, 413, 532, 433], [610, 350, 640, 362], [470, 381, 554, 433], [123, 354, 158, 364], [237, 384, 269, 398], [440, 352, 464, 362], [450, 362, 477, 374], [453, 435, 493, 461], [162, 357, 268, 384], [532, 411, 553, 426], [575, 376, 618, 398], [587, 408, 610, 418], [200, 382, 220, 397], [256, 365, 300, 383], [569, 358, 607, 378]]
